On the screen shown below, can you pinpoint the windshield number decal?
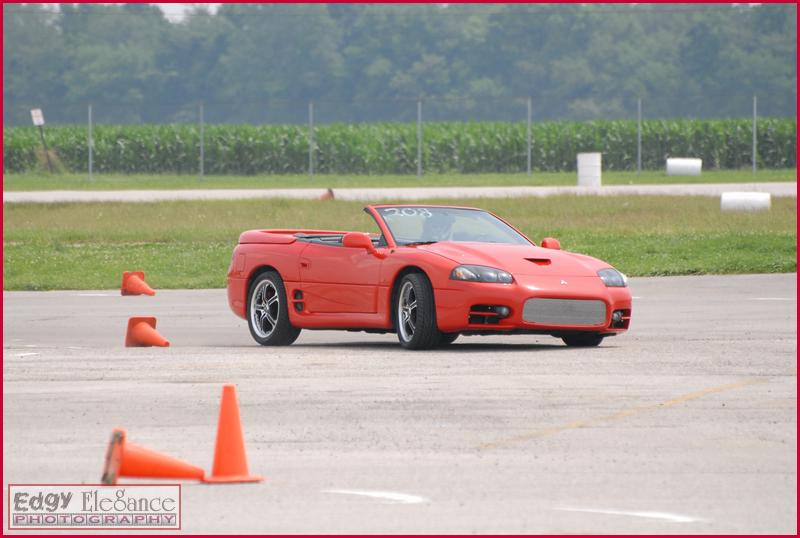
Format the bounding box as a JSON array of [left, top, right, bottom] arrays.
[[380, 208, 433, 218]]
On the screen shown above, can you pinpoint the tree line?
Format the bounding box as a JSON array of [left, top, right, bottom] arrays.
[[3, 3, 796, 125]]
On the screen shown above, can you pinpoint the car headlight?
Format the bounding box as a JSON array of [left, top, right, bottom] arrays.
[[450, 265, 513, 284], [598, 268, 628, 287]]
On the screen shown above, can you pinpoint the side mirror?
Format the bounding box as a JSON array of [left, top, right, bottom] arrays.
[[541, 237, 561, 250], [343, 232, 384, 258]]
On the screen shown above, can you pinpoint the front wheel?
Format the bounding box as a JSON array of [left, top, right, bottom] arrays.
[[395, 273, 441, 350], [561, 333, 604, 347], [247, 271, 301, 346]]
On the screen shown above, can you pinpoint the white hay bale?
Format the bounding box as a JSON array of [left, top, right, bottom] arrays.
[[666, 158, 702, 176], [720, 192, 771, 212]]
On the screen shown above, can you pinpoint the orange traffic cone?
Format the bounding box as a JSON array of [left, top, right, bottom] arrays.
[[121, 271, 156, 296], [125, 317, 170, 347], [101, 428, 205, 485], [204, 384, 262, 483]]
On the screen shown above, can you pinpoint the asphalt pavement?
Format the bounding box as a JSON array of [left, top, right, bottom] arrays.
[[3, 181, 796, 203], [2, 274, 797, 533]]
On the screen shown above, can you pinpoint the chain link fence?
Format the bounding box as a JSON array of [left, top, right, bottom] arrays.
[[3, 92, 796, 177]]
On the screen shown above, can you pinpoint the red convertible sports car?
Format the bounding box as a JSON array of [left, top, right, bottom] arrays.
[[227, 204, 631, 349]]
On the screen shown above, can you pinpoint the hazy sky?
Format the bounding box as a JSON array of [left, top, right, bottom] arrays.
[[32, 3, 222, 21], [155, 3, 220, 21]]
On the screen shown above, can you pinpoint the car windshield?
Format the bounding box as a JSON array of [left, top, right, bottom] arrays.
[[376, 206, 531, 246]]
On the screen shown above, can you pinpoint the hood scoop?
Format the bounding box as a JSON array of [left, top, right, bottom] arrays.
[[526, 258, 551, 266]]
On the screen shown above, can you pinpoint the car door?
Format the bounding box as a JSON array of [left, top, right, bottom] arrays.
[[298, 241, 383, 313]]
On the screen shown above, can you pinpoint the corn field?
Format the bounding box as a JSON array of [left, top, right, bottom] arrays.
[[3, 118, 795, 174]]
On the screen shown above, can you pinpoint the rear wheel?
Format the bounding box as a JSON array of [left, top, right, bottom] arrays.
[[247, 271, 301, 346], [561, 333, 604, 347], [395, 273, 441, 350]]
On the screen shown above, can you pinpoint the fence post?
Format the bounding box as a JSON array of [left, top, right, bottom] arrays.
[[88, 104, 93, 181], [752, 95, 757, 174], [308, 101, 314, 177], [199, 102, 205, 178], [637, 97, 642, 175], [526, 97, 532, 176], [417, 97, 423, 177]]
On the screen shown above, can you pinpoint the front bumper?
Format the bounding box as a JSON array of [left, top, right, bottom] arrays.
[[434, 275, 632, 335]]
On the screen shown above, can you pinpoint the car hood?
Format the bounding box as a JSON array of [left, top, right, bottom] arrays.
[[417, 242, 605, 277]]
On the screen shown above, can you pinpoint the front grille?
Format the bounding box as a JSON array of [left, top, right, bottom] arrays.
[[522, 298, 606, 326]]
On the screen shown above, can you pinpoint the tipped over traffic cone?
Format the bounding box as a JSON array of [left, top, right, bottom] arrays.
[[125, 316, 170, 347], [204, 384, 262, 483], [121, 271, 156, 296], [102, 428, 205, 485]]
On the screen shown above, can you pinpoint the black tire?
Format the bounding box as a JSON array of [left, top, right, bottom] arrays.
[[561, 333, 604, 347], [395, 272, 441, 350], [247, 271, 301, 346], [438, 333, 459, 346]]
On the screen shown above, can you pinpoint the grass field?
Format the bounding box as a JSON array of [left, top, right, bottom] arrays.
[[3, 168, 796, 191], [3, 195, 795, 290]]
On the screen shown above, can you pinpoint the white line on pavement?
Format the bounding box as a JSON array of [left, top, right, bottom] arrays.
[[748, 297, 794, 301], [554, 506, 702, 523], [322, 489, 430, 504]]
